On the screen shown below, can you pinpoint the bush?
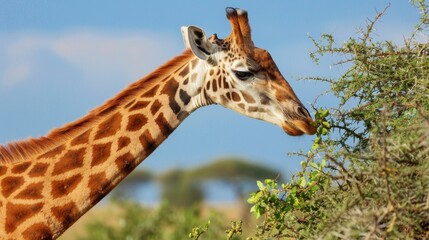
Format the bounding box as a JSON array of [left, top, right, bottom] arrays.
[[243, 2, 429, 239]]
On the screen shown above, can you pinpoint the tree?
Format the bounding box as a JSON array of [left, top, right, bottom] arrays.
[[157, 158, 280, 209], [190, 157, 281, 202], [190, 158, 282, 220], [244, 2, 429, 239], [159, 169, 205, 208]]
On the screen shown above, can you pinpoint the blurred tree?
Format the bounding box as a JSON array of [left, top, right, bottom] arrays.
[[190, 157, 282, 202], [110, 158, 280, 210], [189, 157, 282, 220], [159, 169, 204, 208], [157, 158, 280, 210]]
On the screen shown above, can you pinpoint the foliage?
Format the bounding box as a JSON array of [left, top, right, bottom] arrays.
[[242, 2, 429, 239], [243, 114, 428, 239], [80, 201, 228, 240], [189, 220, 243, 240], [308, 3, 429, 152]]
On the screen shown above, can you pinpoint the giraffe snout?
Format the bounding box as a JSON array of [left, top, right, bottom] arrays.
[[282, 105, 316, 136], [296, 106, 311, 119]]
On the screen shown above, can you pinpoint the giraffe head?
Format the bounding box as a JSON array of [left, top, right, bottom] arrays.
[[181, 7, 316, 136]]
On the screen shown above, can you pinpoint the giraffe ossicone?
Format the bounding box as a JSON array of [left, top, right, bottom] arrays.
[[0, 7, 315, 239]]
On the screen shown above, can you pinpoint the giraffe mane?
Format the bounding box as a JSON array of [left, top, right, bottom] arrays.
[[0, 49, 194, 164]]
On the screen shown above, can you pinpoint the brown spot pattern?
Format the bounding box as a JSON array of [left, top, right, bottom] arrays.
[[242, 92, 256, 103], [150, 100, 162, 115], [52, 148, 85, 176], [161, 78, 181, 114], [231, 92, 241, 102], [248, 106, 258, 112], [51, 174, 82, 199], [117, 137, 131, 151], [91, 143, 112, 167], [129, 101, 150, 111], [169, 98, 181, 114], [226, 92, 232, 100], [11, 162, 31, 174], [212, 80, 218, 92], [141, 85, 160, 98], [29, 162, 49, 178], [5, 202, 44, 233], [115, 152, 136, 175], [223, 78, 230, 88], [260, 93, 270, 105], [124, 99, 136, 109], [127, 114, 148, 131], [190, 73, 197, 82], [139, 130, 156, 155], [177, 111, 189, 121], [22, 223, 53, 240], [0, 166, 6, 175], [1, 176, 24, 198], [51, 202, 79, 228], [37, 145, 65, 159], [94, 112, 122, 140], [218, 77, 223, 88], [155, 113, 174, 136], [179, 89, 191, 105], [98, 104, 117, 116], [71, 130, 90, 146], [15, 182, 44, 199], [179, 66, 189, 77], [191, 58, 199, 68], [88, 172, 110, 203]]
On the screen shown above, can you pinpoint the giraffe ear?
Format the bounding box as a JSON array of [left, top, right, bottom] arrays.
[[181, 26, 214, 60]]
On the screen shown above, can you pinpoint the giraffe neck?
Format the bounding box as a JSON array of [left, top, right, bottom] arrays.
[[0, 50, 208, 239]]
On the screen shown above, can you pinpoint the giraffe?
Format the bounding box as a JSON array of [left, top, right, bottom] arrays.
[[0, 8, 316, 239]]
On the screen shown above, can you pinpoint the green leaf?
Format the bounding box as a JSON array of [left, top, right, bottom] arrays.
[[299, 177, 307, 187], [256, 180, 264, 190]]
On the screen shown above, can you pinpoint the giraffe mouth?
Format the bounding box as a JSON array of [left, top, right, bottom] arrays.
[[282, 118, 316, 136]]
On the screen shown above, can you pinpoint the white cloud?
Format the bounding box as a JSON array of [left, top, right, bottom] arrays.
[[0, 30, 182, 87], [2, 64, 32, 86], [0, 34, 46, 85]]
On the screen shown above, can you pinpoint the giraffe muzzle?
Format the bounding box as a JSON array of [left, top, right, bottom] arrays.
[[282, 119, 316, 136], [280, 103, 317, 136], [282, 118, 316, 136]]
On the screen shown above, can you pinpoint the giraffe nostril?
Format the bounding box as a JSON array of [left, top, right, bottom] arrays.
[[297, 106, 310, 119]]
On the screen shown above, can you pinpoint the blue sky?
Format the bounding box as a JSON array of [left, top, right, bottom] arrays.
[[0, 1, 421, 177]]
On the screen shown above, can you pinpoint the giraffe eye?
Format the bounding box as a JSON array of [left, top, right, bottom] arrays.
[[233, 70, 253, 81]]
